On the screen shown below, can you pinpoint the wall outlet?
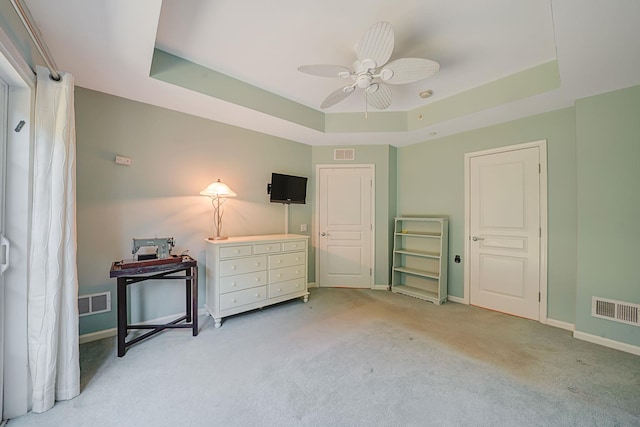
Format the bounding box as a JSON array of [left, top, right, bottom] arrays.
[[300, 224, 308, 232], [115, 155, 132, 166]]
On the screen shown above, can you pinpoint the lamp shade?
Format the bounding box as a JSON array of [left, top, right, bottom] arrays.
[[200, 179, 236, 198]]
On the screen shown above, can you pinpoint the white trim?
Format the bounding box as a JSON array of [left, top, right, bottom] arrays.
[[372, 284, 390, 291], [307, 281, 318, 288], [315, 164, 376, 289], [78, 328, 117, 345], [546, 318, 575, 332], [463, 140, 548, 323], [79, 308, 209, 344], [573, 331, 640, 356], [447, 295, 465, 304], [0, 23, 35, 86]]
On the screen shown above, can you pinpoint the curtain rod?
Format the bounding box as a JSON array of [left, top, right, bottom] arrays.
[[10, 0, 61, 81]]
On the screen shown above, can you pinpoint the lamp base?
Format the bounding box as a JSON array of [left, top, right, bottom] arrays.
[[208, 236, 228, 241]]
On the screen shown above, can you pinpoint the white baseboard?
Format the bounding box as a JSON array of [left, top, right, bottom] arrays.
[[447, 295, 465, 304], [79, 308, 208, 344], [573, 330, 640, 356], [372, 284, 390, 291], [79, 328, 117, 344], [307, 282, 318, 288], [546, 318, 575, 332]]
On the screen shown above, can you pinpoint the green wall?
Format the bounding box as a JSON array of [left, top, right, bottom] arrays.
[[311, 145, 396, 286], [76, 82, 640, 349], [575, 85, 640, 346], [397, 107, 577, 323], [75, 88, 312, 335]]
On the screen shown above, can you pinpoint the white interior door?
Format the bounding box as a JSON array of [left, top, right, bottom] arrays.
[[467, 144, 543, 320], [317, 165, 373, 288]]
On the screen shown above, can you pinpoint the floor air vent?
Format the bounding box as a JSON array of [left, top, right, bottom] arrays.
[[592, 297, 640, 326], [334, 148, 355, 161], [78, 292, 111, 317]]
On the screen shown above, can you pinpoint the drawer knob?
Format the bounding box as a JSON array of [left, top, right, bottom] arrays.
[[267, 247, 271, 250], [255, 263, 260, 266], [235, 250, 239, 254], [255, 293, 259, 297], [232, 282, 237, 287], [232, 266, 237, 270], [232, 298, 237, 303], [296, 257, 300, 261], [255, 278, 259, 282], [277, 260, 282, 263], [277, 288, 281, 292], [277, 274, 281, 278]]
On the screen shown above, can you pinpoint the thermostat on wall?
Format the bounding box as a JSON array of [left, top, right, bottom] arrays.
[[115, 155, 132, 166]]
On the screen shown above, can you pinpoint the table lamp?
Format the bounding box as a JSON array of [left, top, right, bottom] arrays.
[[200, 179, 237, 240]]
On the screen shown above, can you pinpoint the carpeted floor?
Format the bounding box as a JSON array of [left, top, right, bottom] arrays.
[[8, 288, 640, 426]]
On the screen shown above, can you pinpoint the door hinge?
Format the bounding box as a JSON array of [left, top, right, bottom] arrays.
[[539, 163, 541, 173], [538, 292, 541, 302], [370, 268, 372, 275], [540, 227, 542, 238]]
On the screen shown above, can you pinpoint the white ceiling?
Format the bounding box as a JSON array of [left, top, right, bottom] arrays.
[[23, 0, 640, 146]]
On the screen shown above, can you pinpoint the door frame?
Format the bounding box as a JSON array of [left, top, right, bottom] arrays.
[[0, 26, 36, 419], [463, 140, 548, 323], [314, 164, 375, 289]]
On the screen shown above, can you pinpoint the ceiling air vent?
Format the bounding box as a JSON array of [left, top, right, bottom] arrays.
[[334, 148, 355, 161], [592, 296, 640, 326], [78, 292, 111, 317]]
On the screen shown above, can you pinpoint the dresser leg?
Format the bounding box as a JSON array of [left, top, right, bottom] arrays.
[[303, 294, 309, 303], [214, 317, 222, 328]]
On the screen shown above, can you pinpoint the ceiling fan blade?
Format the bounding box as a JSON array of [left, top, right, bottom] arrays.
[[366, 83, 392, 110], [356, 21, 394, 68], [298, 64, 352, 78], [320, 86, 353, 109], [380, 58, 440, 85]]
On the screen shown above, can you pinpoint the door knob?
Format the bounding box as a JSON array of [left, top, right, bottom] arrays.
[[472, 236, 485, 241], [320, 232, 327, 236]]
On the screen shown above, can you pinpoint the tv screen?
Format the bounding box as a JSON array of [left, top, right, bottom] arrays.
[[269, 173, 308, 204]]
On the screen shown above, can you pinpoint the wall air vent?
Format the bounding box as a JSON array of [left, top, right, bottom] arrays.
[[592, 296, 640, 326], [334, 148, 355, 161], [78, 292, 111, 317]]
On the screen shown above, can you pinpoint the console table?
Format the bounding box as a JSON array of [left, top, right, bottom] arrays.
[[109, 255, 198, 357], [205, 234, 309, 327]]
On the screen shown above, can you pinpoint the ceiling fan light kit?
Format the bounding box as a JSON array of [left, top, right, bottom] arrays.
[[298, 21, 440, 112]]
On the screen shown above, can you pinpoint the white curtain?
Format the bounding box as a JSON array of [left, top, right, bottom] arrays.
[[28, 66, 80, 413]]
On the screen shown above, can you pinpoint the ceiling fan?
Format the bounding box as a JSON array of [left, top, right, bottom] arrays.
[[298, 21, 440, 111]]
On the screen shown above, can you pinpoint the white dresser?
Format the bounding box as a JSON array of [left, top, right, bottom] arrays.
[[205, 234, 309, 328]]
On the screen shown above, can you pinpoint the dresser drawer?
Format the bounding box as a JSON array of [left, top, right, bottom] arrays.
[[269, 252, 305, 269], [268, 278, 305, 298], [220, 245, 252, 259], [219, 286, 267, 311], [219, 271, 267, 294], [253, 242, 282, 254], [269, 265, 305, 283], [282, 240, 306, 252], [220, 255, 267, 277]]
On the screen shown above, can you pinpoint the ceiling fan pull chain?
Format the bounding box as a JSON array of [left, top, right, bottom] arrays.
[[365, 91, 368, 119]]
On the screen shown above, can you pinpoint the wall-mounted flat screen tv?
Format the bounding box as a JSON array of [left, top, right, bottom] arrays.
[[269, 173, 308, 204]]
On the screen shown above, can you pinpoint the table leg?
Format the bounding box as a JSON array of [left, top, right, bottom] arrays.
[[185, 267, 192, 323], [192, 266, 198, 336], [117, 278, 127, 357]]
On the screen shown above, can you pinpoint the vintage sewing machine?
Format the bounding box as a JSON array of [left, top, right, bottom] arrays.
[[132, 237, 175, 261]]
